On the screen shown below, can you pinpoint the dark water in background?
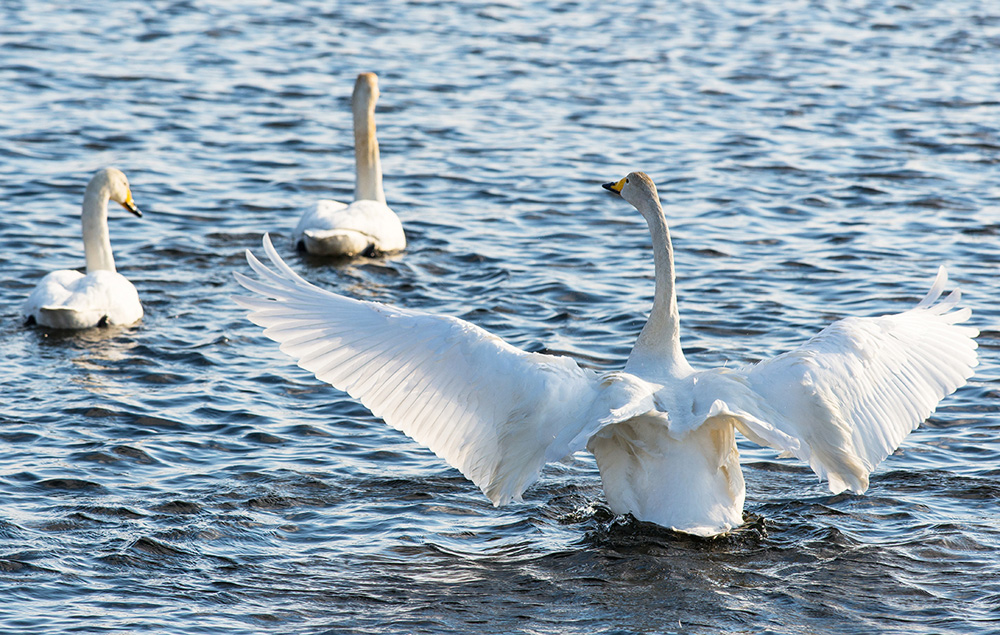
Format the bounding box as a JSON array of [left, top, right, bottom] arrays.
[[2, 1, 999, 633]]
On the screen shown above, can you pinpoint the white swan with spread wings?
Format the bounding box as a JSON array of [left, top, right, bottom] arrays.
[[236, 171, 977, 536]]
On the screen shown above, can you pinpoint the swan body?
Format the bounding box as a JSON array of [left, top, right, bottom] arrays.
[[24, 168, 143, 330], [293, 72, 405, 257], [235, 172, 978, 536]]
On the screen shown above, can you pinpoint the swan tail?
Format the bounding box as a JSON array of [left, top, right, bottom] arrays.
[[34, 306, 104, 329], [301, 228, 372, 257]]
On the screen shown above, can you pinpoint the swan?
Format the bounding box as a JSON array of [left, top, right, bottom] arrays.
[[292, 72, 406, 257], [234, 171, 978, 537], [24, 168, 143, 330]]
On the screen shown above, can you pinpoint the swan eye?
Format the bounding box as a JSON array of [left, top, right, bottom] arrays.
[[625, 178, 629, 183]]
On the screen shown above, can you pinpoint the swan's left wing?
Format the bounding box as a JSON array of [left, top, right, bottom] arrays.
[[715, 267, 978, 494], [234, 234, 629, 505]]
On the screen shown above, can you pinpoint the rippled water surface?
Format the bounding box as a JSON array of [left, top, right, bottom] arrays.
[[3, 1, 1000, 633]]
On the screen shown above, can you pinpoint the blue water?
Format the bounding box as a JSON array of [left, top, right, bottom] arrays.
[[2, 1, 999, 633]]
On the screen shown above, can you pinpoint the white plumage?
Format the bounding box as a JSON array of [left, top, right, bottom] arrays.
[[292, 72, 405, 257], [235, 171, 978, 536], [23, 168, 143, 330]]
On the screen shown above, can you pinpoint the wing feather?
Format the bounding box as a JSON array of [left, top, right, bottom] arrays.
[[728, 267, 978, 493], [234, 234, 616, 505]]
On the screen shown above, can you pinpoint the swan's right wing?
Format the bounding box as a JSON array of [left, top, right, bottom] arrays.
[[234, 235, 623, 505]]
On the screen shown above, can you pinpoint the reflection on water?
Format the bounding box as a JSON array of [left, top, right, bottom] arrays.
[[1, 0, 998, 633]]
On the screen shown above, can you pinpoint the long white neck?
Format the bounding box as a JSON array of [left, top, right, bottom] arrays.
[[353, 92, 385, 203], [627, 195, 690, 375], [81, 176, 116, 273]]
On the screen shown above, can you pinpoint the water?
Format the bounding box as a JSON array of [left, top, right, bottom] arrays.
[[2, 0, 999, 633]]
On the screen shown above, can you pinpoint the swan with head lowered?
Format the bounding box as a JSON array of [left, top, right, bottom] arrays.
[[235, 171, 978, 537], [293, 72, 405, 257], [24, 168, 143, 330]]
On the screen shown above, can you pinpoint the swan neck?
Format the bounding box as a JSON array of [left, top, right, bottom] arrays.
[[81, 178, 116, 273], [629, 196, 687, 372], [353, 94, 385, 203]]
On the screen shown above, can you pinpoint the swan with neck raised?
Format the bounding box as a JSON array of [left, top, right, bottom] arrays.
[[236, 171, 977, 536], [24, 168, 143, 330], [293, 72, 405, 257]]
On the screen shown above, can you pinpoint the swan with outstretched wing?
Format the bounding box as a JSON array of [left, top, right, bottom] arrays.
[[235, 172, 977, 536]]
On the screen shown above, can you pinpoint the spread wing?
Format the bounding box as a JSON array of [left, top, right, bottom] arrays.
[[233, 234, 633, 505], [720, 267, 978, 493]]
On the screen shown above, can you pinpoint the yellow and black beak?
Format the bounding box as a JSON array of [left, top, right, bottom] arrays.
[[602, 177, 626, 195], [120, 190, 142, 218]]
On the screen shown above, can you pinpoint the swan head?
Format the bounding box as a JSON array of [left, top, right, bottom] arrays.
[[94, 168, 142, 217], [352, 72, 380, 110], [602, 171, 660, 212]]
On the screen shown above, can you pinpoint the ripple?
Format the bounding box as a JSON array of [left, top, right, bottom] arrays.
[[36, 478, 105, 491], [0, 0, 998, 633]]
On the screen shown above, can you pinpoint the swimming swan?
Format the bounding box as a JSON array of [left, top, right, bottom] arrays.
[[293, 72, 406, 257], [235, 171, 978, 536], [24, 168, 143, 330]]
